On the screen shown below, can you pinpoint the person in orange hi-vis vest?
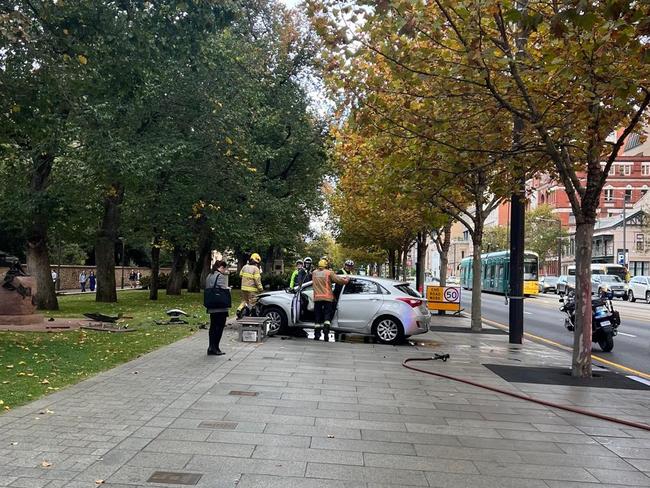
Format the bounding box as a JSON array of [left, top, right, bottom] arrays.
[[311, 258, 350, 341]]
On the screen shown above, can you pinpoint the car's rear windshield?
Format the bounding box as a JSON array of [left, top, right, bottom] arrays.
[[395, 284, 421, 297]]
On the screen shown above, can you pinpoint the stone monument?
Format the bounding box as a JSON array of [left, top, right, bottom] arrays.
[[0, 264, 44, 325]]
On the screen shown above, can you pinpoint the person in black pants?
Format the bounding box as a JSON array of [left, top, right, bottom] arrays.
[[205, 260, 230, 356]]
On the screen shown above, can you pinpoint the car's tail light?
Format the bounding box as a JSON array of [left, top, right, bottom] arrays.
[[397, 297, 424, 308]]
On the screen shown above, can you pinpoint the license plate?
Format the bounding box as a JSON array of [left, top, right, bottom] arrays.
[[600, 321, 611, 326]]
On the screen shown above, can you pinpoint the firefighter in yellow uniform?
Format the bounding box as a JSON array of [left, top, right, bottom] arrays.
[[312, 258, 350, 341], [238, 253, 263, 316]]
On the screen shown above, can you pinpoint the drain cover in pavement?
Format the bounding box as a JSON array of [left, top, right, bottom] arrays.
[[147, 471, 202, 485], [229, 390, 258, 396], [198, 421, 238, 429], [484, 364, 650, 390], [428, 326, 506, 335]]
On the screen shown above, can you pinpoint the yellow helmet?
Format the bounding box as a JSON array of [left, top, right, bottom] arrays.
[[318, 258, 328, 268], [250, 253, 261, 263]]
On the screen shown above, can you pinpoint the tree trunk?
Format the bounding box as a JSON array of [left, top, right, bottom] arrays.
[[264, 246, 275, 274], [26, 230, 58, 310], [186, 249, 200, 293], [471, 241, 483, 332], [26, 153, 58, 310], [95, 184, 124, 303], [401, 248, 408, 281], [200, 249, 212, 290], [416, 232, 427, 293], [388, 249, 396, 279], [149, 237, 160, 300], [439, 222, 452, 287], [166, 246, 186, 295], [572, 221, 594, 378]]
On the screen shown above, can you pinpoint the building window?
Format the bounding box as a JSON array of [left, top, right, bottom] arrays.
[[625, 188, 632, 202], [623, 165, 632, 176], [642, 164, 650, 176], [625, 133, 642, 151], [461, 251, 465, 259], [604, 189, 613, 202], [636, 234, 645, 252]]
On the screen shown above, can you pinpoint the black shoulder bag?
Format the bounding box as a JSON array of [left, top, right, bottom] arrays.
[[204, 272, 232, 309]]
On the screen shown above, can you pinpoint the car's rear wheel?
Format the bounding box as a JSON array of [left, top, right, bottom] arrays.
[[373, 316, 404, 345], [263, 306, 287, 336], [627, 290, 634, 302], [646, 291, 650, 303]]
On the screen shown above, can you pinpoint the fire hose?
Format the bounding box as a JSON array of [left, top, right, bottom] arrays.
[[402, 355, 650, 432]]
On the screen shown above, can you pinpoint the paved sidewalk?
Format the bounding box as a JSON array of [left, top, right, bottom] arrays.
[[1, 316, 649, 487]]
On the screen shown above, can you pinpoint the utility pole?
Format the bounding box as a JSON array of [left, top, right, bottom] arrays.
[[508, 0, 529, 345]]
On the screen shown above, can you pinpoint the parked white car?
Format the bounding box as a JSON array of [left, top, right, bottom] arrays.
[[627, 276, 650, 303], [256, 276, 430, 344]]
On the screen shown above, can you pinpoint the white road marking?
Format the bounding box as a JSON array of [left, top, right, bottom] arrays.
[[627, 375, 650, 387], [618, 332, 637, 338]]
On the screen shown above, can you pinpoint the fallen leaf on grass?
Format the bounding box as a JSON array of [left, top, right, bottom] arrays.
[[41, 379, 49, 384]]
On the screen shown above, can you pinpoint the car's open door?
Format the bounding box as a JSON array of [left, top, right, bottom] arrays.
[[290, 285, 301, 326]]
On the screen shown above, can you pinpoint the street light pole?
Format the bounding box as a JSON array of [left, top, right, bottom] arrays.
[[622, 198, 627, 268]]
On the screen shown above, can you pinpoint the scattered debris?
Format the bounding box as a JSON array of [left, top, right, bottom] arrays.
[[327, 434, 335, 438], [40, 460, 52, 468]]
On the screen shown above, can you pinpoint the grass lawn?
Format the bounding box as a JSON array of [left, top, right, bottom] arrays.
[[0, 289, 242, 412]]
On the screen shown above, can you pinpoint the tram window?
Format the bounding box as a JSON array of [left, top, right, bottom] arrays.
[[497, 265, 504, 281], [489, 265, 495, 280], [523, 260, 538, 280]]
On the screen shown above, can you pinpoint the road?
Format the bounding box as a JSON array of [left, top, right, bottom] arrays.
[[460, 290, 650, 376]]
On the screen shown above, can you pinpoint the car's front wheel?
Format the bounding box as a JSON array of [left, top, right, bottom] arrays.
[[373, 316, 404, 345], [263, 306, 287, 336]]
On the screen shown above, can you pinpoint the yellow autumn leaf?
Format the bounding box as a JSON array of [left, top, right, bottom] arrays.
[[41, 379, 50, 385], [11, 104, 20, 113], [78, 54, 88, 65], [63, 28, 69, 35], [5, 365, 13, 369], [225, 136, 233, 144]]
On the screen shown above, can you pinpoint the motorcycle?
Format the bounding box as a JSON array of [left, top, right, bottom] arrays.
[[559, 289, 620, 352]]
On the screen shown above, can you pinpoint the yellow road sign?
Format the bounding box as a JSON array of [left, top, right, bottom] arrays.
[[426, 285, 461, 312]]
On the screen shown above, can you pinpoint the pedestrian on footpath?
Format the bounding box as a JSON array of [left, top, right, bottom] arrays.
[[88, 271, 96, 292], [79, 270, 87, 292], [312, 258, 350, 341], [205, 260, 231, 356]]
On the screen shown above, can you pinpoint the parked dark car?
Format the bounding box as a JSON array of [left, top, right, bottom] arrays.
[[0, 251, 19, 267], [556, 275, 575, 294], [539, 276, 559, 293]]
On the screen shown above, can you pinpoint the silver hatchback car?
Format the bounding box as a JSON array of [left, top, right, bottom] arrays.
[[256, 276, 430, 344]]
